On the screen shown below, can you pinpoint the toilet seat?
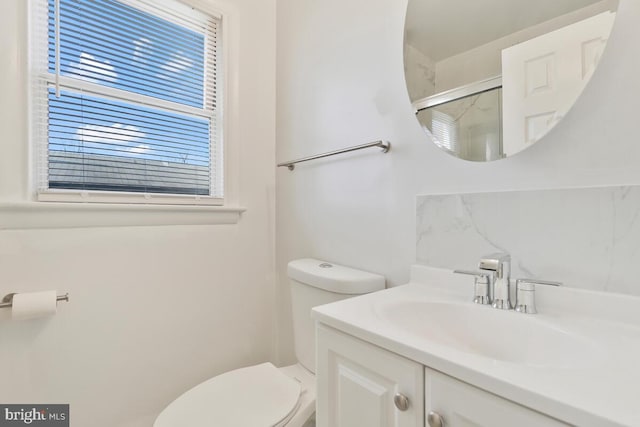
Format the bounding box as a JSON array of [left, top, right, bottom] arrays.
[[154, 363, 303, 427]]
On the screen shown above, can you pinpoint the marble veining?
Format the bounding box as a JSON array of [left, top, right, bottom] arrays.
[[416, 186, 640, 296]]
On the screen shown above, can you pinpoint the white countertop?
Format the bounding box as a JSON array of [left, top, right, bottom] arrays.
[[312, 265, 640, 427]]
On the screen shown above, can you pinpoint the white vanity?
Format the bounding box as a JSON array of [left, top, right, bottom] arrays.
[[312, 265, 640, 427]]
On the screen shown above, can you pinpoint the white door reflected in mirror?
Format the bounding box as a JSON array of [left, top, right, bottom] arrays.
[[404, 0, 619, 162]]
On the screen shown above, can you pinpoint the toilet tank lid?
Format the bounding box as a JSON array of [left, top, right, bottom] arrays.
[[288, 258, 385, 294]]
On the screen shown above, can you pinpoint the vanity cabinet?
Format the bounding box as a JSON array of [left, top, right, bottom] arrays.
[[425, 368, 568, 427], [316, 324, 424, 427], [317, 324, 568, 427]]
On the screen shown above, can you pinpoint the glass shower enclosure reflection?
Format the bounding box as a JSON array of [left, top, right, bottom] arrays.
[[413, 78, 503, 162]]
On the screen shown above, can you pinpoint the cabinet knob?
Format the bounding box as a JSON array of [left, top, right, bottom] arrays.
[[427, 410, 445, 427], [393, 393, 410, 411]]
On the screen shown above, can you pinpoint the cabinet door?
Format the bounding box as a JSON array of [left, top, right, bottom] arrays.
[[425, 368, 569, 427], [316, 324, 424, 427]]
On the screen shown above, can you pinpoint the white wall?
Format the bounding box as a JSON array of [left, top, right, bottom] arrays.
[[0, 0, 276, 426], [275, 0, 640, 364]]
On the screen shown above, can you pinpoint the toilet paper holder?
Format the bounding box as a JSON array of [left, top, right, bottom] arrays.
[[0, 292, 69, 309]]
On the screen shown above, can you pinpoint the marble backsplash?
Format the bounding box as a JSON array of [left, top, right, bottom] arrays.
[[416, 186, 640, 296]]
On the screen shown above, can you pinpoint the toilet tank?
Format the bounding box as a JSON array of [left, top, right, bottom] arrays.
[[288, 258, 385, 373]]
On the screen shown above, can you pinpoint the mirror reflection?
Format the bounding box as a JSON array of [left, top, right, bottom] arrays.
[[404, 0, 618, 161]]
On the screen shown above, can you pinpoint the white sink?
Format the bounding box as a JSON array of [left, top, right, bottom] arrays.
[[312, 265, 640, 427], [374, 299, 601, 368]]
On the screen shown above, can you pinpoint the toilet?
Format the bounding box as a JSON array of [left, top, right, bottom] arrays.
[[154, 258, 385, 427]]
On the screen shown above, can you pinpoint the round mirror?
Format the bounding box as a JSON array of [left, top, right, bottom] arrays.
[[404, 0, 619, 161]]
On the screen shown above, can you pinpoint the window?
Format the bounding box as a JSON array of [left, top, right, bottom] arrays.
[[31, 0, 223, 205]]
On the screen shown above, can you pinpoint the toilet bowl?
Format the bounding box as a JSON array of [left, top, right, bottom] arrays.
[[154, 362, 315, 427], [154, 259, 385, 426]]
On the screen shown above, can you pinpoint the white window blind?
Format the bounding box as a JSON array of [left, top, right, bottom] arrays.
[[31, 0, 223, 204], [431, 110, 458, 154]]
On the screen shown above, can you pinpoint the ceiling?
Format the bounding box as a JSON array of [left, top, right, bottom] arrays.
[[405, 0, 614, 61]]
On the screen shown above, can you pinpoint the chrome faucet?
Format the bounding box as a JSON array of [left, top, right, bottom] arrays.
[[458, 253, 562, 314], [478, 253, 512, 310]]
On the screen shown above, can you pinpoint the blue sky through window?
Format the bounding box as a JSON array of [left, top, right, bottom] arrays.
[[49, 89, 210, 166], [48, 0, 206, 107], [46, 0, 213, 195]]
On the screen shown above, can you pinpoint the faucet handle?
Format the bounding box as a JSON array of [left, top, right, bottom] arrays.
[[453, 270, 492, 305], [514, 278, 561, 314]]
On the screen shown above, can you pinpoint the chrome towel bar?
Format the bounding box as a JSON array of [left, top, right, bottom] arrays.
[[277, 140, 391, 171], [0, 293, 69, 309]]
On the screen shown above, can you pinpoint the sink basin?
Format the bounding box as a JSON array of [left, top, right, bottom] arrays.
[[313, 265, 640, 427], [375, 300, 601, 368]]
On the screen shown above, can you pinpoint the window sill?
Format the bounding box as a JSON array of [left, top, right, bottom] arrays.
[[0, 202, 246, 230]]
